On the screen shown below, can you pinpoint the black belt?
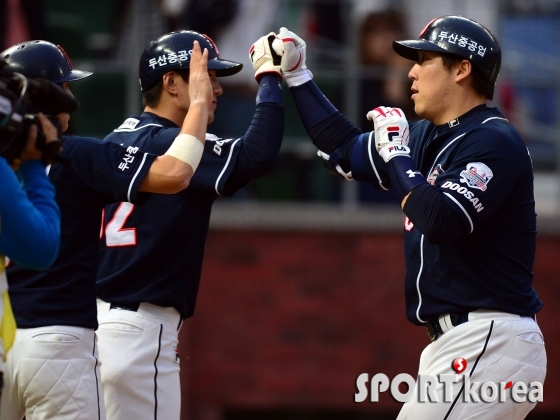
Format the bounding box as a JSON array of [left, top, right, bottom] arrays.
[[110, 302, 140, 312], [426, 313, 469, 341], [426, 312, 537, 341]]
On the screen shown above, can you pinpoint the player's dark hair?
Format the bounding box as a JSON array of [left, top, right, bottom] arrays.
[[440, 53, 494, 100], [142, 70, 190, 108]]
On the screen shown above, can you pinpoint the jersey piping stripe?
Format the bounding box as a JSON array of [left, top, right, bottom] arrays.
[[367, 131, 389, 190], [415, 235, 426, 323], [443, 192, 474, 233], [153, 324, 163, 419], [127, 153, 148, 202], [481, 117, 508, 124], [92, 333, 102, 420], [113, 123, 163, 132], [215, 138, 241, 196], [427, 133, 466, 176], [443, 320, 495, 420]]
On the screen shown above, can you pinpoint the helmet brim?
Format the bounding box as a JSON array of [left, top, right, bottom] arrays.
[[209, 58, 242, 77], [393, 39, 449, 61], [55, 69, 93, 83]]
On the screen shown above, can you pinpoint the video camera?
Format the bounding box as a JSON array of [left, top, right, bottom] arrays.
[[0, 57, 79, 165]]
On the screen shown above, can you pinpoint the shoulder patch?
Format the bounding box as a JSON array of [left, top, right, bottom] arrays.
[[460, 162, 493, 191], [116, 118, 140, 131]]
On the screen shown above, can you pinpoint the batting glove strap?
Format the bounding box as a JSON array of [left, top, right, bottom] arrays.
[[378, 144, 411, 162], [385, 155, 427, 202], [283, 69, 313, 87]]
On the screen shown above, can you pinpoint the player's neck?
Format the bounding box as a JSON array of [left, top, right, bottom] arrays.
[[432, 90, 486, 126], [144, 102, 186, 127]]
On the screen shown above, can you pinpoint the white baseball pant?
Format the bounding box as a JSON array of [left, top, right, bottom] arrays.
[[96, 299, 182, 420], [0, 325, 105, 420], [397, 311, 547, 420]]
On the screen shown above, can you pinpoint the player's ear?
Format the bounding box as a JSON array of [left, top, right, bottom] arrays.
[[162, 72, 179, 96], [455, 59, 472, 83]]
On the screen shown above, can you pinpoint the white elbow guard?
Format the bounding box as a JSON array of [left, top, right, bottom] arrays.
[[164, 133, 204, 172]]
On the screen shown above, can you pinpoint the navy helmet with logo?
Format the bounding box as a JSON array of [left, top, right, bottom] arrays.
[[139, 30, 243, 91], [2, 40, 92, 84], [393, 15, 501, 85]]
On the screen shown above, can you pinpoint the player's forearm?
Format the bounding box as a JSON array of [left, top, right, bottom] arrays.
[[0, 159, 61, 269], [139, 155, 194, 193], [290, 80, 361, 154], [403, 184, 466, 243], [143, 101, 209, 193], [233, 101, 285, 179], [180, 101, 208, 142]]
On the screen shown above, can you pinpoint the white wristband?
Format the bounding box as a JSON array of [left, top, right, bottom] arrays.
[[284, 69, 313, 87], [164, 133, 204, 171]]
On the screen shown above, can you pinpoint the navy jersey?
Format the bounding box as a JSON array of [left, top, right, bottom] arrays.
[[353, 105, 542, 324], [6, 136, 156, 328], [96, 105, 283, 319]]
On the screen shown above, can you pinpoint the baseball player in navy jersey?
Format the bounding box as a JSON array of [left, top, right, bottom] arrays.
[[95, 30, 284, 420], [0, 39, 212, 420], [271, 16, 546, 419]]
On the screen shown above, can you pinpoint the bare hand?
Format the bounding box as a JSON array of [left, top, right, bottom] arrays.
[[188, 40, 212, 107]]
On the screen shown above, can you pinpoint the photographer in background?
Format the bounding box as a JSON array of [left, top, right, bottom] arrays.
[[0, 39, 213, 420], [0, 109, 62, 398]]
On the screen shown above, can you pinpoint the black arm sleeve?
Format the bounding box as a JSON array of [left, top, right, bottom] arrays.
[[307, 112, 362, 155], [228, 101, 284, 180], [291, 81, 362, 154], [403, 183, 467, 243]]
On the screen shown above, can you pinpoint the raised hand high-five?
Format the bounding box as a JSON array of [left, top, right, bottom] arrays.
[[272, 27, 313, 87], [249, 32, 282, 82]]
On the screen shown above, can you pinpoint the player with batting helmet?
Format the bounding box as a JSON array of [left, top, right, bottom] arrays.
[[270, 15, 545, 419], [95, 30, 284, 420], [0, 39, 213, 419]]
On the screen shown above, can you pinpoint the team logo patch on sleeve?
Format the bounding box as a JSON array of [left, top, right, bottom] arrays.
[[460, 162, 493, 191]]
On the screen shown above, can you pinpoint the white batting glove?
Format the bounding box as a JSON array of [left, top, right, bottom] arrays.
[[271, 27, 313, 87], [249, 32, 282, 82], [366, 106, 410, 162]]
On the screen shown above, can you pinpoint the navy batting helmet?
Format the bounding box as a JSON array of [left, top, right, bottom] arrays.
[[1, 40, 92, 83], [139, 30, 243, 91], [393, 15, 501, 85]]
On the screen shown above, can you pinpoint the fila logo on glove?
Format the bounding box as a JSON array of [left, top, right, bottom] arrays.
[[387, 126, 402, 142], [388, 145, 408, 153]]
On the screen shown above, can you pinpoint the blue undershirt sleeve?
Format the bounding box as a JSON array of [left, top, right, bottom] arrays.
[[228, 74, 285, 181], [0, 158, 60, 269], [290, 80, 361, 154], [290, 80, 393, 187]]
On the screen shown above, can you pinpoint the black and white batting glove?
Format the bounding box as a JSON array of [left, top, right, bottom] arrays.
[[366, 106, 410, 162], [272, 27, 313, 87], [249, 32, 282, 82]]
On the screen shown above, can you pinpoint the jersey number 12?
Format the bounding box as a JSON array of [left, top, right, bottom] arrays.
[[101, 202, 137, 247]]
